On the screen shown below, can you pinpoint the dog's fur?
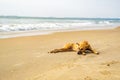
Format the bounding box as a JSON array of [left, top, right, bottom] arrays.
[[49, 41, 99, 55]]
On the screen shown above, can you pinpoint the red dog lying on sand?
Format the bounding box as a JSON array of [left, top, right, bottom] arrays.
[[49, 41, 99, 55]]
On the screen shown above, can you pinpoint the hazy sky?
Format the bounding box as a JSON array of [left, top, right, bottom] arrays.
[[0, 0, 120, 17]]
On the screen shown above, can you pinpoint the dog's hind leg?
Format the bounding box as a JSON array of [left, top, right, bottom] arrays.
[[49, 48, 72, 53]]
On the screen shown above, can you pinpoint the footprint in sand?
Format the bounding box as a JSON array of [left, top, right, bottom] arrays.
[[100, 70, 111, 75], [13, 62, 24, 67], [101, 60, 119, 66], [32, 62, 80, 80], [34, 64, 75, 80], [84, 76, 92, 80]]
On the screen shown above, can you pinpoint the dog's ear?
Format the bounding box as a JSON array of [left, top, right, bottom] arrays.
[[83, 41, 88, 44]]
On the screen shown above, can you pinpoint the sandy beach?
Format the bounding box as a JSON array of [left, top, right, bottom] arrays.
[[0, 27, 120, 80]]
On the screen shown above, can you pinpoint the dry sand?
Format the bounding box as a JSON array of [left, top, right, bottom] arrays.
[[0, 27, 120, 80]]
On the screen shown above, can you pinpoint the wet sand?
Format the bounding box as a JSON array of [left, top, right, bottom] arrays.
[[0, 27, 120, 80]]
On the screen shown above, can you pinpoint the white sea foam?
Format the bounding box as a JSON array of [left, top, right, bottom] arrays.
[[0, 22, 115, 32], [0, 17, 120, 38]]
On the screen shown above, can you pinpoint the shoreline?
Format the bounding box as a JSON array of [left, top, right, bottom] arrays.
[[0, 25, 118, 39]]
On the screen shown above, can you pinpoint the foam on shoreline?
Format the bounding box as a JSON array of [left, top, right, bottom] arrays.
[[0, 26, 118, 39]]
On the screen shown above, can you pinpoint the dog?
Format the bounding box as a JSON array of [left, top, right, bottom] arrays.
[[49, 41, 99, 55]]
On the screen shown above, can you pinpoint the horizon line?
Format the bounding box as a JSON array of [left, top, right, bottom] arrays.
[[0, 15, 120, 19]]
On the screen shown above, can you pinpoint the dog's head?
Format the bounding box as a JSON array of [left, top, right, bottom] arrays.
[[79, 41, 89, 51]]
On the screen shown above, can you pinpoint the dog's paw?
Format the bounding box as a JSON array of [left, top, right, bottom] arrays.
[[96, 52, 99, 55]]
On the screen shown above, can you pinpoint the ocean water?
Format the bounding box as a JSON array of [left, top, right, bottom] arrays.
[[0, 16, 120, 38]]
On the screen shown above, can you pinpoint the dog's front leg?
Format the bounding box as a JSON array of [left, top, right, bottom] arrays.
[[88, 46, 99, 55]]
